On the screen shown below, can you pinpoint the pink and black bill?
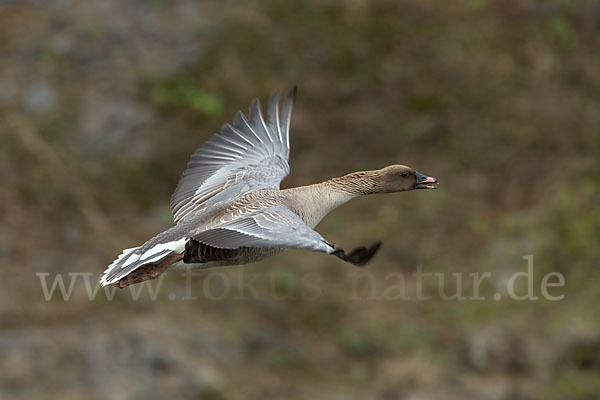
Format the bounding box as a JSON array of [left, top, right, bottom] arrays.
[[415, 171, 438, 189]]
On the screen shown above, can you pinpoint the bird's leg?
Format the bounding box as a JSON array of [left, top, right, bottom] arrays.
[[331, 241, 382, 267]]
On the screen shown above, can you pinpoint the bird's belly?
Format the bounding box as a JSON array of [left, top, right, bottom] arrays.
[[170, 247, 285, 270]]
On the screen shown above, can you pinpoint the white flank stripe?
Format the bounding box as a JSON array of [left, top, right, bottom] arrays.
[[139, 239, 186, 261]]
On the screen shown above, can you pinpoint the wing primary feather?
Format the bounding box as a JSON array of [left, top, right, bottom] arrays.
[[219, 126, 250, 150], [251, 98, 274, 143], [222, 123, 256, 147], [235, 111, 264, 144], [281, 87, 296, 150], [268, 90, 283, 144], [202, 141, 244, 156], [195, 148, 240, 160], [216, 127, 249, 150]]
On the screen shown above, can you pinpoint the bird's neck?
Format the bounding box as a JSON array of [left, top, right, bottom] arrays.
[[324, 170, 383, 196], [282, 171, 381, 227]]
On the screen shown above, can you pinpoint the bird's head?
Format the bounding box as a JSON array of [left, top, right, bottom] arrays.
[[376, 164, 439, 192]]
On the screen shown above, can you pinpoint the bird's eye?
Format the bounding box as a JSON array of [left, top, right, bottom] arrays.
[[401, 171, 409, 178]]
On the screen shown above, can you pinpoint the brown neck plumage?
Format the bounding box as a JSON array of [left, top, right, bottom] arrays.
[[324, 170, 383, 196]]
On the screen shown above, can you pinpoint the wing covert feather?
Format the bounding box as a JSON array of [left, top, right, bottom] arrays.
[[193, 205, 334, 253]]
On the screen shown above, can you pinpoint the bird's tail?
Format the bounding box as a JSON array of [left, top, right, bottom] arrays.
[[100, 232, 188, 287]]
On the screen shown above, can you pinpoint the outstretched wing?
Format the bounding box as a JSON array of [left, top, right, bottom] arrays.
[[170, 88, 296, 224], [192, 205, 335, 254]]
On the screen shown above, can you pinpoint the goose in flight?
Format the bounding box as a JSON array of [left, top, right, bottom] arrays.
[[101, 88, 438, 288]]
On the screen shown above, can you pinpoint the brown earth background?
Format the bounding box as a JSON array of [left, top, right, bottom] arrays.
[[1, 1, 599, 399]]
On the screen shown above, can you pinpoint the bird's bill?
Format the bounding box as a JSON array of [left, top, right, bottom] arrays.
[[415, 172, 439, 189]]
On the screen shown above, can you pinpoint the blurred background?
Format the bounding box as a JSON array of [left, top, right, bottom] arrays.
[[1, 0, 599, 399]]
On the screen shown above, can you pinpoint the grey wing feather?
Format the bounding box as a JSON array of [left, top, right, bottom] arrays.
[[170, 89, 296, 224], [193, 205, 334, 254]]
